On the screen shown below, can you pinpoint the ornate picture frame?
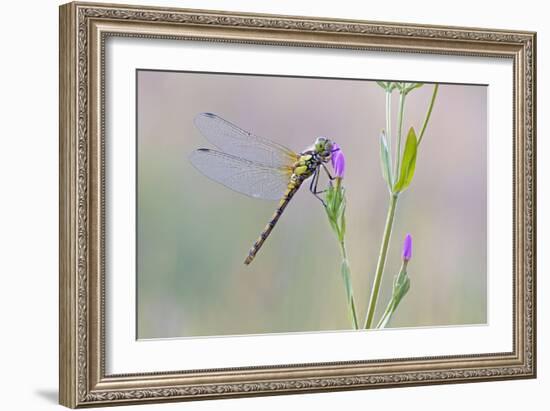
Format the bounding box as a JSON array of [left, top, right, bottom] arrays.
[[59, 1, 536, 408]]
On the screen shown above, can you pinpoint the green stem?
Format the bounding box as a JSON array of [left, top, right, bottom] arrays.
[[375, 299, 394, 329], [394, 92, 407, 184], [417, 84, 439, 146], [375, 260, 408, 329], [339, 240, 359, 329], [385, 90, 392, 156], [364, 193, 398, 328]]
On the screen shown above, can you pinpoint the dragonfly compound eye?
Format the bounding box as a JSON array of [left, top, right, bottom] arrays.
[[314, 137, 329, 153]]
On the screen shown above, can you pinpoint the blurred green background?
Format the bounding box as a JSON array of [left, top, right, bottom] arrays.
[[136, 70, 487, 339]]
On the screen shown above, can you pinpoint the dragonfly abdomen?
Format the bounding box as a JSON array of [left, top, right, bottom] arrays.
[[244, 181, 301, 265]]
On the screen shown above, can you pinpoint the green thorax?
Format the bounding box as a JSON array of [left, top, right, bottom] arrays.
[[292, 137, 334, 181], [293, 153, 318, 178]]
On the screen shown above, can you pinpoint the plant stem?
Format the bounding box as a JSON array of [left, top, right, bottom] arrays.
[[375, 300, 394, 329], [364, 193, 398, 328], [394, 92, 407, 183], [339, 240, 359, 329], [417, 84, 439, 146], [375, 260, 408, 329], [385, 90, 392, 156]]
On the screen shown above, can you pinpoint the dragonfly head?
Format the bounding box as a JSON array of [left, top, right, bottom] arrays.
[[314, 136, 335, 161]]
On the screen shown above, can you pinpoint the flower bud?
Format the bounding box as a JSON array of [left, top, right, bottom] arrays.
[[402, 233, 412, 261], [331, 143, 345, 179]]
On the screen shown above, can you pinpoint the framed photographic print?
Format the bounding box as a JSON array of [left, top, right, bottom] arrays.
[[59, 1, 537, 408]]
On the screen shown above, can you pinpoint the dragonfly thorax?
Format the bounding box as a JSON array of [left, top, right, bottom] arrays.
[[291, 151, 324, 181]]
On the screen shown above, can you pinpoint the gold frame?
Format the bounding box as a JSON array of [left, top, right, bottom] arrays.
[[59, 1, 537, 408]]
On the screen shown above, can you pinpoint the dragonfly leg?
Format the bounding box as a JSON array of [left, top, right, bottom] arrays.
[[321, 163, 335, 180], [309, 168, 327, 206]]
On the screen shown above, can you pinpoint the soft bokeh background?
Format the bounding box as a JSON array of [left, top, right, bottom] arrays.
[[136, 70, 487, 339]]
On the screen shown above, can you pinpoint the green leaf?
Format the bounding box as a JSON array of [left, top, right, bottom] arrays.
[[324, 183, 348, 241], [340, 210, 346, 240], [393, 127, 418, 193], [337, 189, 346, 218], [392, 265, 411, 308], [403, 83, 424, 94], [327, 217, 338, 235], [376, 81, 388, 90], [394, 264, 408, 289], [325, 186, 336, 214], [398, 277, 410, 300], [379, 131, 392, 192], [377, 266, 411, 329]]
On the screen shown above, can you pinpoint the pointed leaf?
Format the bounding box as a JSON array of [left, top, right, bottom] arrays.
[[336, 187, 346, 218], [394, 265, 408, 289], [378, 272, 411, 329], [340, 210, 346, 239], [393, 127, 418, 192], [379, 131, 392, 192], [404, 83, 424, 94], [327, 217, 338, 235], [400, 277, 410, 298]]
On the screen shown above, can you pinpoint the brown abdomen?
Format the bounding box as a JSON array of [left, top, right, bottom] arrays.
[[244, 183, 301, 265]]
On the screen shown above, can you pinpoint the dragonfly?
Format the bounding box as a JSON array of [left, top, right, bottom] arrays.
[[189, 113, 338, 265]]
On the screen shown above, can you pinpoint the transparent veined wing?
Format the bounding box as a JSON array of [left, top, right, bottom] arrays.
[[194, 113, 299, 168], [189, 149, 292, 201]]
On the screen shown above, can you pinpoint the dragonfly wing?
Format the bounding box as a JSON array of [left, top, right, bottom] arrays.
[[189, 149, 292, 201], [194, 113, 299, 168]]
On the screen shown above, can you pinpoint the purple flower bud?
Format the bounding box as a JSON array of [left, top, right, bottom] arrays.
[[331, 143, 345, 179], [402, 234, 412, 261]]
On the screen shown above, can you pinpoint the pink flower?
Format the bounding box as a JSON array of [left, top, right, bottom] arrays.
[[402, 234, 412, 261], [331, 143, 345, 178]]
